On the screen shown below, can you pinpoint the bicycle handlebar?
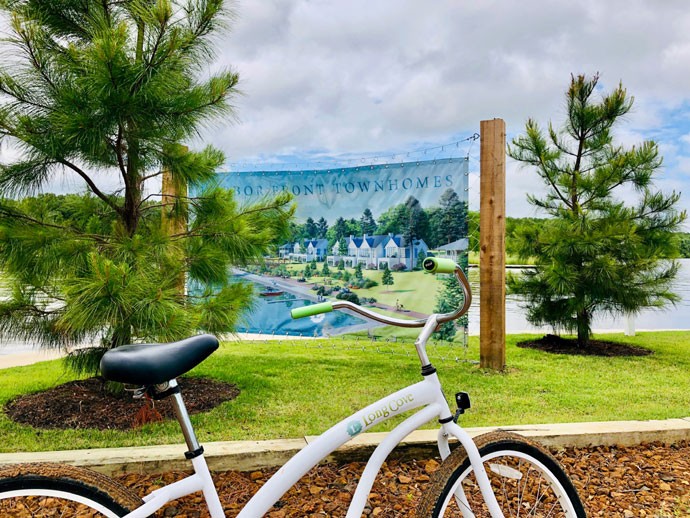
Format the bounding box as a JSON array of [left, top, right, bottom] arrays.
[[422, 256, 457, 274], [290, 301, 333, 319], [290, 257, 472, 328]]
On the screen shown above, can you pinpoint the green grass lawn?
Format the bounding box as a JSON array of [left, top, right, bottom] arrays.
[[1, 331, 690, 453], [349, 270, 437, 312]]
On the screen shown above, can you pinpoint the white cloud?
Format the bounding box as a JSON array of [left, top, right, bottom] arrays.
[[4, 0, 690, 226]]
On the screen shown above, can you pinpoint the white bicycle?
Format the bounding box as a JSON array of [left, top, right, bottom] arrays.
[[0, 257, 586, 517]]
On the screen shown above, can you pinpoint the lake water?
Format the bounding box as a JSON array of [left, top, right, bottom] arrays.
[[234, 289, 367, 337], [2, 259, 689, 354], [466, 259, 690, 335]]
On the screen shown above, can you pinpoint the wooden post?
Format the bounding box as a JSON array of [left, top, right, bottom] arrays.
[[479, 119, 506, 370], [161, 149, 188, 296], [161, 169, 187, 237]]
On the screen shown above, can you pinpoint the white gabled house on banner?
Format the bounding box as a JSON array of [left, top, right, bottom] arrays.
[[279, 233, 428, 269], [279, 239, 329, 262], [330, 233, 428, 270]]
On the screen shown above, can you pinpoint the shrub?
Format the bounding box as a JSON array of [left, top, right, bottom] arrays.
[[336, 291, 360, 305], [367, 263, 377, 270], [360, 278, 378, 289], [391, 263, 407, 272]]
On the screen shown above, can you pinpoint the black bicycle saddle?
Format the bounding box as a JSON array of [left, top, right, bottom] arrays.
[[100, 334, 219, 385]]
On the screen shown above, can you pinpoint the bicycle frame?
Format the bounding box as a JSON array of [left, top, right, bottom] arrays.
[[121, 259, 505, 517], [122, 371, 502, 518]]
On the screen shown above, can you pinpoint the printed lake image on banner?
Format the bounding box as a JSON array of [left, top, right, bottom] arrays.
[[206, 158, 470, 338]]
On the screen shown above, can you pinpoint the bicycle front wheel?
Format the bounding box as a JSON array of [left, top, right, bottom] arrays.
[[415, 431, 586, 517], [0, 463, 143, 517]]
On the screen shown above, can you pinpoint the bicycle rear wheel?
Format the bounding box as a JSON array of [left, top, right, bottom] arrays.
[[0, 463, 143, 517], [415, 431, 586, 517]]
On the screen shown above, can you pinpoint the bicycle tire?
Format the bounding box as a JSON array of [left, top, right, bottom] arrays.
[[0, 462, 143, 517], [415, 431, 586, 517]]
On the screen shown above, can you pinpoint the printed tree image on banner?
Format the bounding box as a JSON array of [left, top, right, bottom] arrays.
[[202, 158, 470, 338]]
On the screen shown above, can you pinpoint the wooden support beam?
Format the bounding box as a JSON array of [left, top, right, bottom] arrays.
[[479, 118, 506, 370], [161, 149, 188, 296]]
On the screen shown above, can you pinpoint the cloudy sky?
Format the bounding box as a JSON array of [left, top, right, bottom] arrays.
[[3, 0, 690, 225], [195, 0, 690, 224]]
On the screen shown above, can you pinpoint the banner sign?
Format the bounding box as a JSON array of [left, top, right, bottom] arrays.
[[212, 158, 468, 221], [205, 158, 470, 338]]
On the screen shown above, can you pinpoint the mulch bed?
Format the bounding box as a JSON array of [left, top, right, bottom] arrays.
[[4, 377, 239, 430], [111, 441, 690, 516], [517, 334, 653, 357]]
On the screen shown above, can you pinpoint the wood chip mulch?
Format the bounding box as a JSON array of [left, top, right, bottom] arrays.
[[4, 377, 239, 430], [114, 441, 690, 517]]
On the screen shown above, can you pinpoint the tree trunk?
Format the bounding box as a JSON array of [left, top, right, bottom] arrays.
[[123, 185, 140, 235], [123, 137, 142, 236], [576, 308, 590, 348]]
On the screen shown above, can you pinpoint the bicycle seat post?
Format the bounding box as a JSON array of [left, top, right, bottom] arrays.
[[166, 379, 203, 458]]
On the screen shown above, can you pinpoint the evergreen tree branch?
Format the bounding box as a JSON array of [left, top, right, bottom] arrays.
[[14, 20, 57, 92], [57, 158, 122, 214], [0, 205, 73, 232]]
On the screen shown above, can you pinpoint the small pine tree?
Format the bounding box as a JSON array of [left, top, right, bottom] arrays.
[[509, 74, 686, 348], [354, 263, 363, 280], [381, 264, 394, 286], [415, 253, 427, 271], [337, 259, 345, 271], [321, 261, 331, 276], [433, 255, 469, 341], [303, 263, 312, 279], [338, 239, 348, 256]]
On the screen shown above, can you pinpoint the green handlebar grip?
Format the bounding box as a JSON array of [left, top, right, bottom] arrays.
[[422, 256, 458, 274], [291, 302, 334, 319]]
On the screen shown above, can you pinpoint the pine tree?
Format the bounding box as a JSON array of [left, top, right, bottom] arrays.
[[508, 74, 686, 348], [433, 271, 469, 341], [381, 264, 394, 286], [354, 262, 363, 280], [0, 0, 292, 373], [316, 217, 329, 239], [360, 208, 377, 235], [321, 261, 330, 277], [402, 197, 429, 269], [304, 217, 318, 238], [437, 189, 468, 245], [338, 239, 349, 256]]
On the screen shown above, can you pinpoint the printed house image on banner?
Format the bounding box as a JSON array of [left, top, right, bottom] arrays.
[[330, 233, 428, 270], [279, 239, 329, 262]]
